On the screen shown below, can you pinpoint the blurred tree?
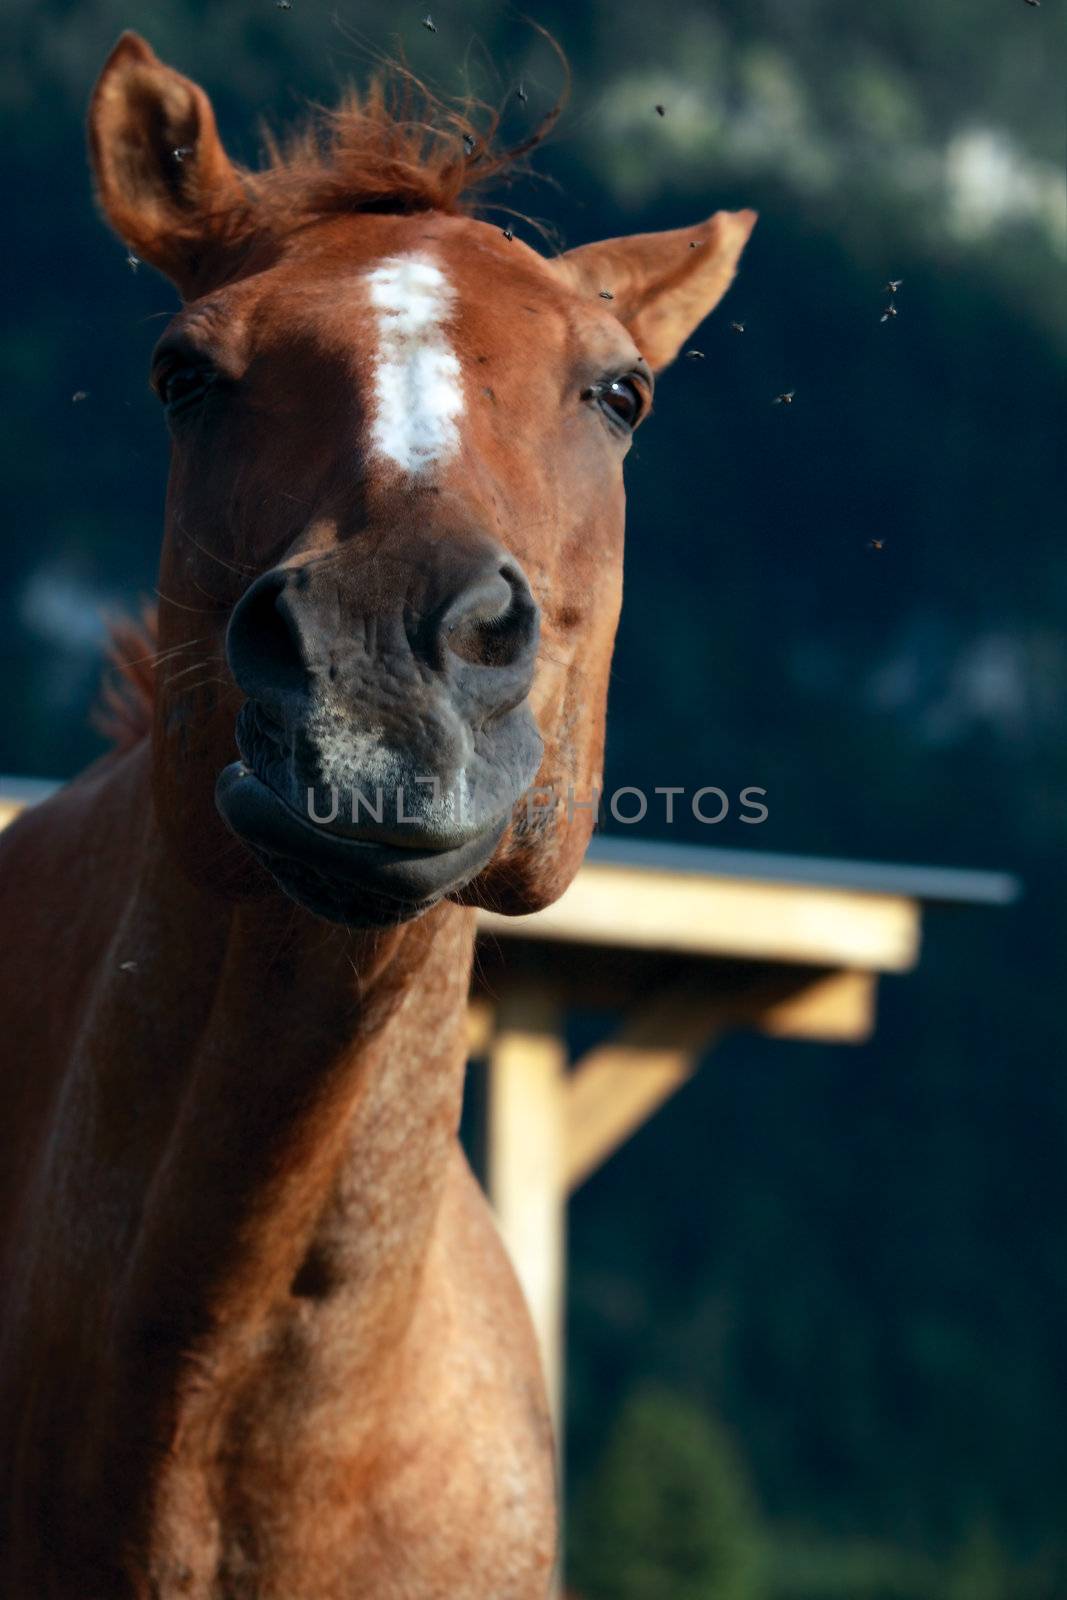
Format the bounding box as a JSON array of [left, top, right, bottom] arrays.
[[945, 1521, 1014, 1600], [766, 1534, 938, 1600], [569, 1385, 766, 1600]]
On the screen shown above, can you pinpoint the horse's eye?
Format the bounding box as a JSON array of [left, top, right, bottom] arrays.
[[590, 375, 650, 433], [155, 362, 216, 417]]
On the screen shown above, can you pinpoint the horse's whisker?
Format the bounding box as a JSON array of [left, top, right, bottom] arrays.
[[154, 588, 228, 617], [163, 657, 226, 686], [122, 637, 208, 670]]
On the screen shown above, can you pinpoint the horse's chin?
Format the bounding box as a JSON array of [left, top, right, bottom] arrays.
[[215, 761, 509, 928]]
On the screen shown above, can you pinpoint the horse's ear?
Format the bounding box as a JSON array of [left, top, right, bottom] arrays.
[[88, 32, 252, 297], [552, 210, 757, 372]]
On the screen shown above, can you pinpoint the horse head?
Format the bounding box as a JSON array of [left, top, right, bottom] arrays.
[[89, 32, 755, 927]]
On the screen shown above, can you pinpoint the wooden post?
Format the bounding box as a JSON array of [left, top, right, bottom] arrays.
[[487, 985, 568, 1433], [486, 985, 568, 1593]]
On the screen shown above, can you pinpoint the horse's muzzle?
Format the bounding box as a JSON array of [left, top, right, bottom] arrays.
[[216, 759, 513, 925], [215, 541, 544, 924]]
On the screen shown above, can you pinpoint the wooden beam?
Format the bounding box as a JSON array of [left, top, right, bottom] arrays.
[[564, 984, 721, 1194], [479, 865, 920, 973], [565, 1046, 700, 1195], [561, 969, 878, 1193], [756, 969, 876, 1043]]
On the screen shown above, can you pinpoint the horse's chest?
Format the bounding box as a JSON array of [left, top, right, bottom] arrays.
[[154, 1155, 556, 1597]]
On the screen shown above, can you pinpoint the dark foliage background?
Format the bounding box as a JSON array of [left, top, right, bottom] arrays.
[[2, 2, 1064, 1593]]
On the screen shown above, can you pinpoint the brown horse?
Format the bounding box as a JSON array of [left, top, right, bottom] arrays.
[[0, 32, 754, 1599]]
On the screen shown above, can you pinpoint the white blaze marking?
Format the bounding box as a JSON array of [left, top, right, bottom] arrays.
[[365, 254, 463, 474]]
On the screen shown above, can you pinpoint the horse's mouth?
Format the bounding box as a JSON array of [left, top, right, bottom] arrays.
[[216, 761, 509, 927]]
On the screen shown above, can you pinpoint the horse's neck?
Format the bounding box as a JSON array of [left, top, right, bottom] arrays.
[[133, 876, 473, 1331], [125, 890, 475, 1331]]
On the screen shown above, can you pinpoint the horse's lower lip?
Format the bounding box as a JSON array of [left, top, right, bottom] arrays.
[[215, 762, 507, 915]]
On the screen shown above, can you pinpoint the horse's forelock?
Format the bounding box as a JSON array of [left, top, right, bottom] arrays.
[[240, 53, 566, 235]]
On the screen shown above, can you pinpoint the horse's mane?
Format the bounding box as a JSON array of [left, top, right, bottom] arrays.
[[238, 51, 565, 234], [94, 608, 157, 751]]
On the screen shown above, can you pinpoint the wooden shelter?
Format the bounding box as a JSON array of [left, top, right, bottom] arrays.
[[467, 835, 1018, 1446]]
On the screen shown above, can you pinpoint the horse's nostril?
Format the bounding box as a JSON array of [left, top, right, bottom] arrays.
[[443, 563, 539, 672], [227, 567, 310, 701], [228, 550, 539, 712]]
